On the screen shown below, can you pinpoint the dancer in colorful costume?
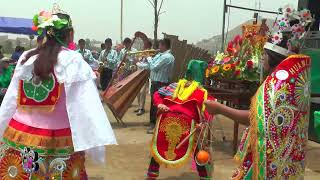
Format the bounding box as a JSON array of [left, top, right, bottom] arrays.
[[0, 8, 117, 179], [147, 60, 214, 180], [205, 6, 313, 179]]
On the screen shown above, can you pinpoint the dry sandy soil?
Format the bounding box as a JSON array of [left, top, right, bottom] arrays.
[[85, 97, 320, 180]]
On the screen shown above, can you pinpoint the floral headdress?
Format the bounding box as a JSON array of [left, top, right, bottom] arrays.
[[31, 4, 72, 46], [264, 4, 314, 57]]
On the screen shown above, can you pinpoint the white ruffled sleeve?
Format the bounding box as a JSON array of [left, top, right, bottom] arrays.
[[60, 50, 117, 163], [64, 79, 117, 151], [0, 67, 19, 136], [0, 52, 29, 136], [55, 51, 96, 84]]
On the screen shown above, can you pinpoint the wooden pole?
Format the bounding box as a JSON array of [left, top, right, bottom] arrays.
[[221, 0, 227, 52]]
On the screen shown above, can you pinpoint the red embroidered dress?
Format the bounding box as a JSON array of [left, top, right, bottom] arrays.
[[151, 81, 213, 167]]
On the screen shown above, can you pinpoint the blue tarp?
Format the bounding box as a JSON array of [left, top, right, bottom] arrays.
[[0, 17, 36, 35]]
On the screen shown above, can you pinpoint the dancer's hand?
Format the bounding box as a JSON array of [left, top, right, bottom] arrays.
[[158, 104, 170, 112], [204, 100, 221, 115]]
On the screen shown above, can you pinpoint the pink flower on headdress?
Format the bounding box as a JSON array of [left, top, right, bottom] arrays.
[[272, 32, 283, 44], [277, 17, 290, 30], [291, 24, 305, 39], [282, 4, 295, 17], [39, 11, 52, 20], [299, 9, 312, 24]]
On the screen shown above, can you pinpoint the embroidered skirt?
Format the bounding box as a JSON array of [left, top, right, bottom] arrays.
[[0, 119, 87, 180], [151, 112, 196, 168]]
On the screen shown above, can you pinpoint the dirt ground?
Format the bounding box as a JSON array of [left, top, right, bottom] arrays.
[[85, 96, 320, 180]]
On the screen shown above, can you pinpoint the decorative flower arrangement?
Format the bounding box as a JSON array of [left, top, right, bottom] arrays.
[[272, 5, 314, 52], [206, 33, 263, 82], [32, 11, 69, 35]]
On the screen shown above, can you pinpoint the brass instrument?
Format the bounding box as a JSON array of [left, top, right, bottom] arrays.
[[127, 49, 159, 71], [103, 31, 151, 124], [126, 49, 158, 57]]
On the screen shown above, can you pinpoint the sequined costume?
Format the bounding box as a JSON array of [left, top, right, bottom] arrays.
[[0, 48, 117, 179], [231, 55, 311, 179]]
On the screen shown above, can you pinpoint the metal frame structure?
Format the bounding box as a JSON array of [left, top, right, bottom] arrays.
[[221, 3, 281, 51]]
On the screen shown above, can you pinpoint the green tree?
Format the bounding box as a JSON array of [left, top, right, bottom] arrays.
[[147, 0, 166, 48]]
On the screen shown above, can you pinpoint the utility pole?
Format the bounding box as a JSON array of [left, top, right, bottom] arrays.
[[120, 0, 123, 42], [221, 0, 227, 52]]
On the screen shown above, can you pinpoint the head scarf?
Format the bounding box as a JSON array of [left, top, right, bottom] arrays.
[[185, 60, 208, 84]]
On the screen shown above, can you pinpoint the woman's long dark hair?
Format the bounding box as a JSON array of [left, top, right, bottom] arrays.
[[22, 14, 73, 80]]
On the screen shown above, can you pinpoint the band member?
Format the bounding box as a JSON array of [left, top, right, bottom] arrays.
[[98, 38, 118, 90], [146, 60, 214, 180], [117, 38, 137, 80], [100, 43, 106, 52], [77, 39, 98, 69], [118, 37, 137, 63], [135, 40, 152, 116], [138, 38, 175, 134], [0, 10, 116, 179]]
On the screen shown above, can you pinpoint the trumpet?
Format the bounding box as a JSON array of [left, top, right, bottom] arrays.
[[126, 49, 159, 58]]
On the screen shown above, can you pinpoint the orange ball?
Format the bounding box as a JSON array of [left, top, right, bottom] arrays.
[[196, 150, 210, 165]]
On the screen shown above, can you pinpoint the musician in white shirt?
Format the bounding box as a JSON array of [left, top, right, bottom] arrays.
[[117, 38, 137, 80], [76, 39, 99, 71], [98, 38, 118, 90]]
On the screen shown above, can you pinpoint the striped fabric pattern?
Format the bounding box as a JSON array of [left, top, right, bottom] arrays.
[[149, 50, 175, 83], [157, 83, 177, 97]]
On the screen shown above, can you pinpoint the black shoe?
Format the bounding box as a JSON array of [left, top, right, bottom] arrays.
[[134, 109, 140, 113], [136, 109, 145, 116]]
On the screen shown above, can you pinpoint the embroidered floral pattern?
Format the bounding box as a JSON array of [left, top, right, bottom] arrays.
[[22, 73, 55, 102], [63, 153, 86, 179], [295, 70, 311, 111], [0, 150, 29, 180]]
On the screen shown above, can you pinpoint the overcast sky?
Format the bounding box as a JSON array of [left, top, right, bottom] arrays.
[[1, 0, 298, 43]]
